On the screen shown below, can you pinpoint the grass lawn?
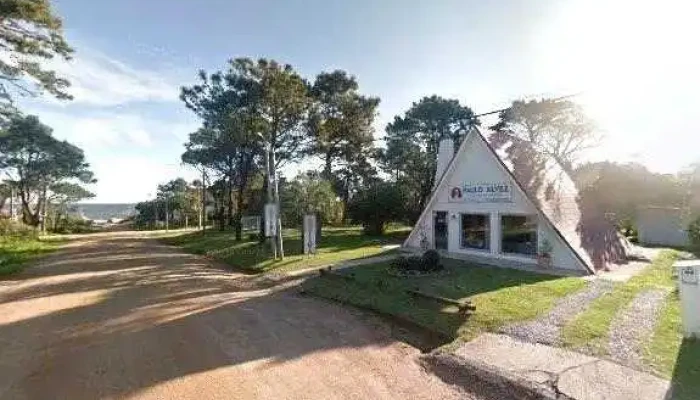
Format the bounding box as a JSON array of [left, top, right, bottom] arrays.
[[163, 226, 408, 273], [0, 237, 60, 276], [557, 249, 700, 399], [561, 251, 677, 353], [302, 259, 586, 343], [647, 293, 700, 400]]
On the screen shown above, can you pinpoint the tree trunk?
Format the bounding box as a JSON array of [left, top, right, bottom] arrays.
[[39, 186, 47, 234], [234, 185, 244, 241], [259, 176, 268, 243], [323, 154, 333, 180], [227, 176, 234, 230]]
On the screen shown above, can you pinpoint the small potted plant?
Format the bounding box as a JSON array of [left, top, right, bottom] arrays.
[[537, 239, 553, 269]]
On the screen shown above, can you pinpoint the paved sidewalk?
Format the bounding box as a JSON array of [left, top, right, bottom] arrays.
[[443, 334, 671, 400]]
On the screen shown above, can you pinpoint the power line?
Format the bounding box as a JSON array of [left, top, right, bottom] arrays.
[[374, 92, 583, 142]]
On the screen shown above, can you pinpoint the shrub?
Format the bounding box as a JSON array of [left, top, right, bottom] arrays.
[[420, 249, 442, 272], [689, 216, 700, 249], [390, 255, 421, 272], [0, 218, 37, 239], [52, 217, 95, 234], [390, 250, 443, 274], [347, 181, 407, 236]]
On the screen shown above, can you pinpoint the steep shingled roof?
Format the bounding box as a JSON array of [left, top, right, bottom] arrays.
[[482, 126, 630, 271], [406, 126, 629, 272]]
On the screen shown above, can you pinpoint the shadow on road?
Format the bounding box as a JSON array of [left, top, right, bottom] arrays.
[[0, 236, 450, 399]]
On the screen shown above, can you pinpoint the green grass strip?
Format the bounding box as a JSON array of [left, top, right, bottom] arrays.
[[561, 250, 678, 353], [0, 238, 60, 276]]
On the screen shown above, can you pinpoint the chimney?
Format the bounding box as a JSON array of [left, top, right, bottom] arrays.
[[435, 137, 455, 187]]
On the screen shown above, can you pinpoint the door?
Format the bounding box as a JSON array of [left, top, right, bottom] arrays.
[[434, 211, 448, 250]]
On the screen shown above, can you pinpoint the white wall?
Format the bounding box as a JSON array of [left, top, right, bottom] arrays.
[[638, 208, 690, 247], [406, 133, 587, 273]]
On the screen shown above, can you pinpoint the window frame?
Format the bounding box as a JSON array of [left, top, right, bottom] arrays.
[[499, 213, 539, 258], [459, 212, 491, 252]]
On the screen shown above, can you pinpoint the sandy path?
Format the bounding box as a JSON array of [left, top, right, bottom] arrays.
[[0, 233, 466, 400]]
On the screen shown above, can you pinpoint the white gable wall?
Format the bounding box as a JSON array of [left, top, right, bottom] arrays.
[[637, 207, 690, 247], [405, 132, 588, 273]]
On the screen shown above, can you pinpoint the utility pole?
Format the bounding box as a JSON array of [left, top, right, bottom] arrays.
[[264, 140, 277, 259], [270, 146, 284, 259], [165, 194, 169, 232]]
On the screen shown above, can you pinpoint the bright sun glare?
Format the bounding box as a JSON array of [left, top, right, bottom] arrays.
[[535, 0, 699, 171]]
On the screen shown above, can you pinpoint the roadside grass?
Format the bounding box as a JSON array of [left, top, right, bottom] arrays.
[[560, 250, 678, 354], [646, 287, 700, 399], [303, 259, 586, 343], [0, 237, 61, 276], [163, 226, 409, 273]]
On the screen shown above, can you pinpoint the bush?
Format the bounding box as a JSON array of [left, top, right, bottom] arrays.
[[689, 216, 700, 249], [390, 255, 421, 271], [421, 249, 441, 272], [390, 250, 443, 274], [0, 218, 37, 239], [346, 181, 407, 236], [52, 217, 96, 234]]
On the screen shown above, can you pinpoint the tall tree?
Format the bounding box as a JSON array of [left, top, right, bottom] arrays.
[[347, 180, 407, 236], [490, 98, 598, 176], [237, 58, 311, 169], [381, 95, 478, 222], [281, 171, 342, 226], [308, 71, 379, 177], [307, 70, 379, 210], [46, 182, 94, 230], [0, 115, 94, 226], [0, 0, 73, 117], [181, 58, 311, 246]]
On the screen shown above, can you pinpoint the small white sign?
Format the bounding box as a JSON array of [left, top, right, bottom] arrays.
[[264, 204, 278, 237], [303, 214, 317, 254], [681, 266, 698, 285]]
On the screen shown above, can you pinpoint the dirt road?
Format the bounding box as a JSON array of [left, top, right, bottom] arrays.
[[0, 234, 466, 400]]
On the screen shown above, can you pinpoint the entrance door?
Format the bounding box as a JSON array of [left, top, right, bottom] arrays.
[[434, 211, 448, 250]]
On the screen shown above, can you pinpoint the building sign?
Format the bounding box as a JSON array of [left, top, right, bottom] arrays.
[[681, 266, 698, 285], [449, 182, 513, 203]]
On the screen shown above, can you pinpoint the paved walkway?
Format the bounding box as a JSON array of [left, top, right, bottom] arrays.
[[0, 233, 465, 400], [445, 334, 671, 400]]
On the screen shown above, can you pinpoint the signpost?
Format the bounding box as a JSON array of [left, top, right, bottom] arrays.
[[303, 214, 317, 255]]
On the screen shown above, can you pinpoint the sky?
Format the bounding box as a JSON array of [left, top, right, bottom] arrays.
[[16, 0, 700, 203]]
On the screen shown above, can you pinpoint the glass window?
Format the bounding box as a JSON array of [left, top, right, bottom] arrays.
[[461, 214, 490, 250], [501, 215, 538, 256]]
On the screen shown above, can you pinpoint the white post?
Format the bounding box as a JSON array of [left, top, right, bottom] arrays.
[[676, 260, 700, 338], [264, 142, 277, 259], [270, 146, 284, 259]]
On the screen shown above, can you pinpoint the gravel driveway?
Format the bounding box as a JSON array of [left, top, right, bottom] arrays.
[[0, 233, 466, 400], [500, 280, 614, 345]]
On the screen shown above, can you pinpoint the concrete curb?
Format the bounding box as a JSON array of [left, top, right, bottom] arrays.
[[420, 352, 572, 400]]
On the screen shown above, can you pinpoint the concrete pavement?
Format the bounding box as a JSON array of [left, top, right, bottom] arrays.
[[428, 333, 671, 400]]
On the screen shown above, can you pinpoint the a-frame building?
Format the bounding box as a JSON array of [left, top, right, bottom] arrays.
[[404, 127, 629, 275]]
